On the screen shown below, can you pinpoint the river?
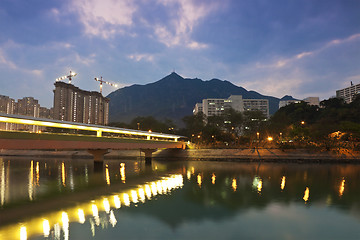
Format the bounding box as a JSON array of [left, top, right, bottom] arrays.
[[0, 156, 360, 239]]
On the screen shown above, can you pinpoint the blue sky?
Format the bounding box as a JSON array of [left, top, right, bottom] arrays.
[[0, 0, 359, 108]]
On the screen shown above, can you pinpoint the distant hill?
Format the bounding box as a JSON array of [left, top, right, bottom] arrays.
[[107, 72, 281, 125]]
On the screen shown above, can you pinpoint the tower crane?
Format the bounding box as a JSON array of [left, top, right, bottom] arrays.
[[94, 76, 118, 94], [56, 71, 77, 84]]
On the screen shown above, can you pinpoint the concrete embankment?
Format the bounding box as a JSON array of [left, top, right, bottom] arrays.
[[1, 148, 360, 163]]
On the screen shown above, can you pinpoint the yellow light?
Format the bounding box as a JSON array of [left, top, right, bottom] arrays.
[[187, 170, 191, 180], [281, 176, 286, 190], [197, 174, 202, 187], [144, 184, 152, 199], [212, 173, 216, 184], [61, 162, 66, 187], [92, 204, 98, 217], [43, 219, 50, 237], [105, 165, 110, 186], [339, 179, 345, 197], [78, 209, 85, 224], [103, 198, 110, 213], [120, 163, 126, 183], [303, 187, 310, 202], [109, 210, 117, 227], [257, 179, 262, 193], [138, 188, 145, 203], [151, 182, 157, 196], [267, 136, 273, 141], [20, 226, 27, 240], [131, 190, 138, 203], [114, 195, 121, 209], [232, 178, 237, 191], [123, 193, 130, 206]]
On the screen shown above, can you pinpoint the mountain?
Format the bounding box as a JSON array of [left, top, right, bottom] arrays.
[[280, 95, 299, 101], [107, 72, 280, 125]]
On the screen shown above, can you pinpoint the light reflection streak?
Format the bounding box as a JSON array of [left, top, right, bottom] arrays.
[[257, 179, 262, 193], [35, 162, 40, 186], [62, 212, 69, 240], [43, 219, 50, 237], [20, 226, 27, 240], [212, 173, 216, 185], [109, 210, 117, 227], [78, 209, 85, 224], [197, 174, 202, 187], [103, 198, 110, 213], [28, 160, 34, 201], [114, 195, 121, 209], [1, 159, 5, 206], [120, 163, 126, 183], [61, 162, 66, 187], [144, 184, 152, 199], [187, 170, 191, 180], [105, 165, 110, 186], [3, 174, 184, 240], [281, 176, 286, 190], [339, 179, 345, 197], [303, 187, 310, 203], [232, 178, 237, 192]]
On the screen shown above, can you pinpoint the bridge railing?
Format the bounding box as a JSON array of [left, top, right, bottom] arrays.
[[0, 113, 184, 142]]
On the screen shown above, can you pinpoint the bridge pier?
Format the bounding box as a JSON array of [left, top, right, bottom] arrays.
[[140, 149, 157, 165], [87, 149, 109, 172]]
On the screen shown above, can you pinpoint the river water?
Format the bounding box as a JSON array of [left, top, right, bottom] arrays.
[[0, 156, 360, 240]]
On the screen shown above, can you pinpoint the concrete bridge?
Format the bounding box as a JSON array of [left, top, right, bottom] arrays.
[[0, 113, 186, 164]]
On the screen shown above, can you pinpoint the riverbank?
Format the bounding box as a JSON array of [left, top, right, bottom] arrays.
[[1, 148, 360, 163]]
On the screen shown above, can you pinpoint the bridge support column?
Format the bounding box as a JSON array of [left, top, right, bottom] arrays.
[[88, 149, 109, 172], [140, 149, 157, 165]]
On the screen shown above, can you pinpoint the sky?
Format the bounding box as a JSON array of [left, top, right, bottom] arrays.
[[0, 0, 359, 108]]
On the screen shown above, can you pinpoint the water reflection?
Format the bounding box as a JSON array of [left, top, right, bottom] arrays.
[[1, 159, 360, 239]]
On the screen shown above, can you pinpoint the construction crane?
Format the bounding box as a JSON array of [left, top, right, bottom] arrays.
[[56, 71, 77, 84], [94, 76, 118, 94]]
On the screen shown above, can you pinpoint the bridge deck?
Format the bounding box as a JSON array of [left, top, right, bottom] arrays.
[[0, 131, 185, 150]]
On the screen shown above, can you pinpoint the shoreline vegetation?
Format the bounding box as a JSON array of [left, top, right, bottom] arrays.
[[1, 148, 359, 163]]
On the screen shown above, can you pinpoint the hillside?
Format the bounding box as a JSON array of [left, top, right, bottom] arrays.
[[107, 72, 280, 124]]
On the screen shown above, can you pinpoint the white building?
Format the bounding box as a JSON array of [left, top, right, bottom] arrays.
[[336, 83, 360, 103], [194, 95, 269, 118]]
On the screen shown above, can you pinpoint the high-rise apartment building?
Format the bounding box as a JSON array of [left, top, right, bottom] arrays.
[[336, 83, 360, 103], [194, 95, 269, 118], [53, 81, 109, 125], [0, 95, 16, 130]]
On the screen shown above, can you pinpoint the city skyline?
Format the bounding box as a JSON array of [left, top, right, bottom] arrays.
[[0, 0, 359, 108]]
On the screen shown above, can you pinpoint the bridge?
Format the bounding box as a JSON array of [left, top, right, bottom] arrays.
[[0, 113, 186, 164]]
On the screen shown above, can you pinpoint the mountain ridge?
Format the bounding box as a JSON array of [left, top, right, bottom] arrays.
[[107, 72, 281, 125]]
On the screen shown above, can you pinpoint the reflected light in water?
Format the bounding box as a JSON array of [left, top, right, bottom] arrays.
[[61, 162, 66, 187], [144, 184, 152, 199], [303, 187, 310, 202], [151, 182, 157, 196], [232, 178, 237, 191], [20, 226, 27, 240], [138, 188, 145, 203], [105, 164, 110, 186], [92, 204, 100, 226], [252, 176, 262, 193], [109, 210, 117, 227], [212, 173, 216, 185], [339, 179, 345, 197], [197, 174, 202, 187], [120, 163, 126, 183], [281, 176, 286, 190], [62, 212, 69, 240], [28, 160, 34, 201], [43, 219, 50, 237], [78, 209, 85, 224], [131, 190, 138, 203], [103, 198, 110, 213], [187, 170, 191, 180], [191, 167, 195, 174], [123, 193, 130, 206], [114, 195, 121, 209], [35, 162, 40, 186]]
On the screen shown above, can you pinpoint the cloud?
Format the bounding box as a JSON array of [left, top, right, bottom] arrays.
[[71, 0, 137, 38], [153, 0, 220, 49], [127, 53, 154, 62]]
